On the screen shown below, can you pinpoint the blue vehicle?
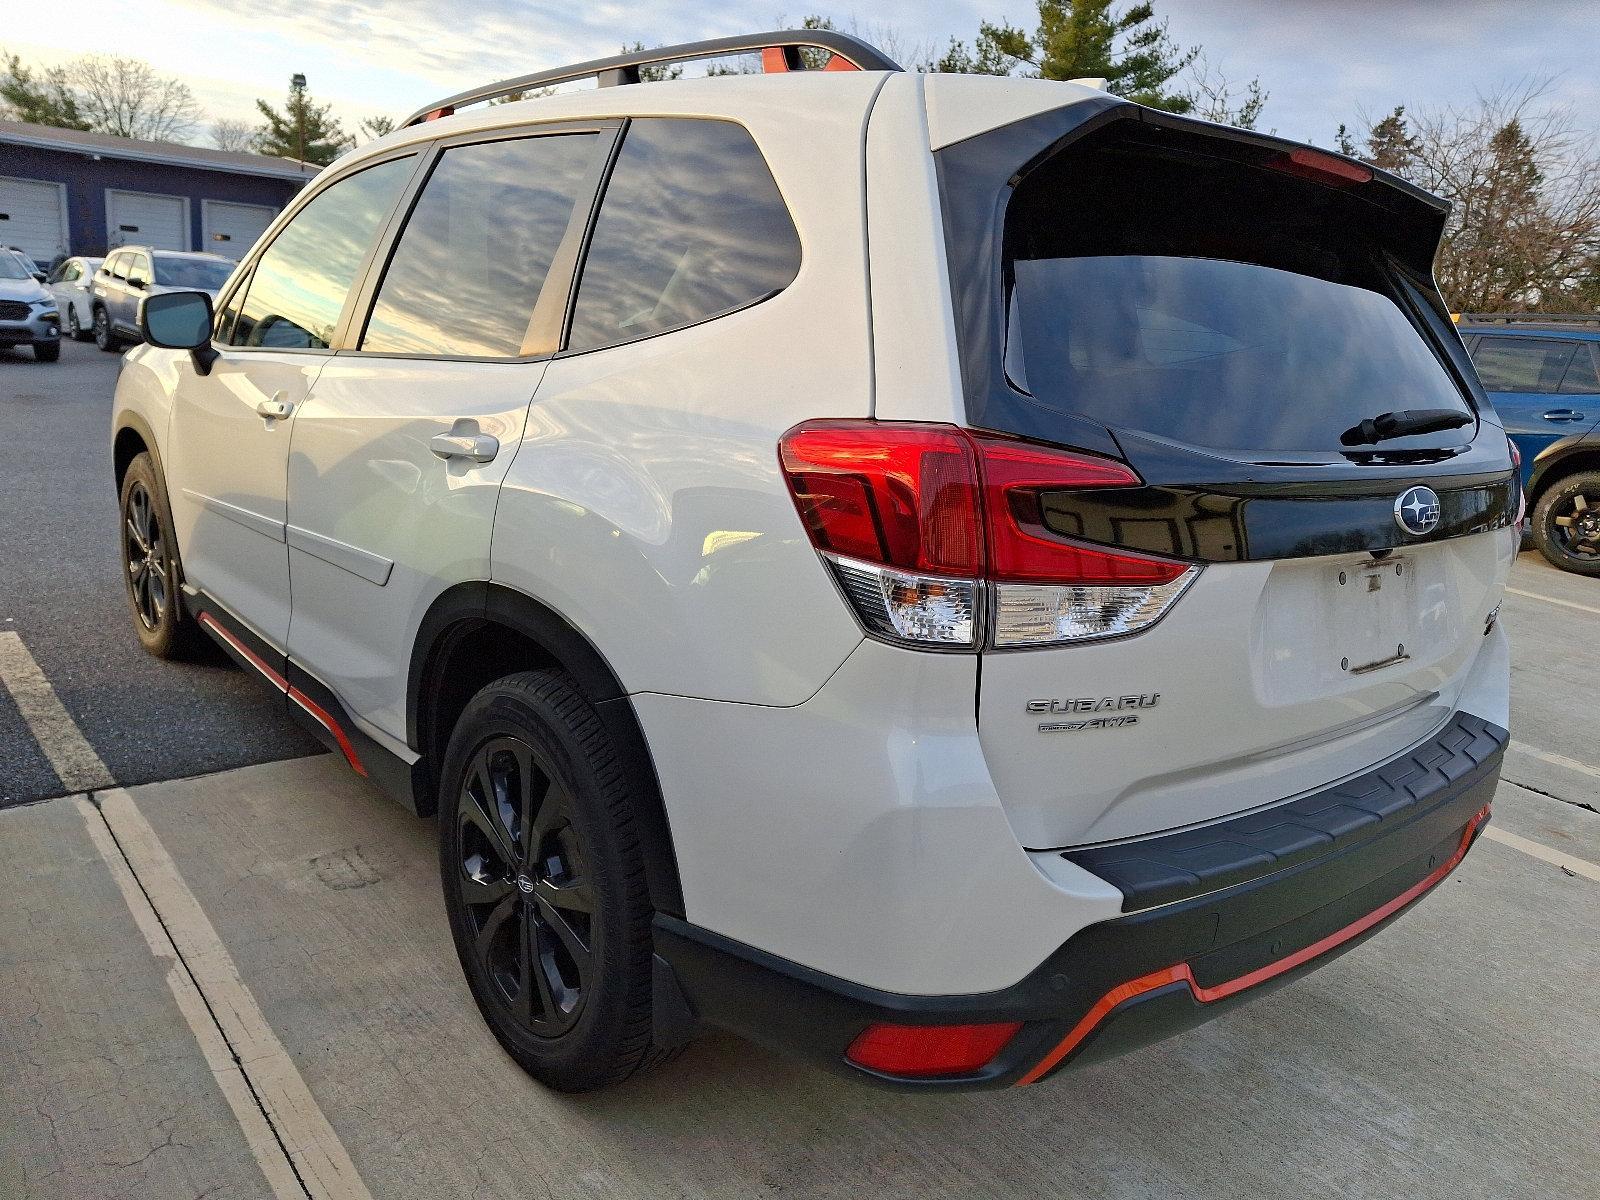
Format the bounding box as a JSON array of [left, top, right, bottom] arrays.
[[1460, 314, 1600, 574]]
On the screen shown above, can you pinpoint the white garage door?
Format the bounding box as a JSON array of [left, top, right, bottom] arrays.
[[106, 190, 187, 251], [201, 200, 277, 260], [0, 177, 70, 263]]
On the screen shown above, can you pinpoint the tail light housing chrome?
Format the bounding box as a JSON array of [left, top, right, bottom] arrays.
[[779, 420, 1199, 650]]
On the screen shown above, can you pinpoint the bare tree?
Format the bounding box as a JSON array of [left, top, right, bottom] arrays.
[[1343, 82, 1600, 312], [1184, 53, 1267, 131], [210, 118, 259, 153], [68, 54, 201, 142]]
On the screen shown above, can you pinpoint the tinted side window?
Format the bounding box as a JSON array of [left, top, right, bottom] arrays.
[[566, 119, 800, 352], [361, 133, 597, 357], [229, 156, 413, 350], [1558, 345, 1600, 395], [1471, 337, 1577, 393]]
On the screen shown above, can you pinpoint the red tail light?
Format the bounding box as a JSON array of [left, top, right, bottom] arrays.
[[1270, 147, 1373, 187], [778, 421, 1198, 649], [846, 1021, 1023, 1078]]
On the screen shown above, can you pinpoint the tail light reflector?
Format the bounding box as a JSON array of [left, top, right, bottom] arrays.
[[779, 421, 1198, 649], [845, 1021, 1022, 1078]]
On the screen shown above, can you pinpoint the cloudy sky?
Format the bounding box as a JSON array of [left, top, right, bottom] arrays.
[[6, 0, 1596, 145]]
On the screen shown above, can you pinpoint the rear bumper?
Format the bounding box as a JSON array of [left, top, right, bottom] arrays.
[[655, 713, 1504, 1089]]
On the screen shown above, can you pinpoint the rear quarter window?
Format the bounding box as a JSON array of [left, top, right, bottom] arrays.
[[565, 118, 800, 353]]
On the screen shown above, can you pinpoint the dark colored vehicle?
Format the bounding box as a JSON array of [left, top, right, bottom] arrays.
[[1461, 316, 1600, 573]]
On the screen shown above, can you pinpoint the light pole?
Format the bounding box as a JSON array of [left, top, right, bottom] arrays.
[[291, 73, 307, 171]]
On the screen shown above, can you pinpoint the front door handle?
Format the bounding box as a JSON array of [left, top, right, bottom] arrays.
[[1542, 408, 1586, 422], [256, 395, 293, 420], [430, 433, 499, 463]]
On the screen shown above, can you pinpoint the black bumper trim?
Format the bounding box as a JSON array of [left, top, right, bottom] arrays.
[[653, 719, 1503, 1090], [1063, 711, 1507, 911]]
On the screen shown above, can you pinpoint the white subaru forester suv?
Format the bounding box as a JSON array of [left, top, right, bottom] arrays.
[[112, 31, 1518, 1092]]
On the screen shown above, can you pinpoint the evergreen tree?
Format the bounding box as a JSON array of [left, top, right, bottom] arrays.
[[255, 78, 351, 165], [0, 52, 90, 129], [940, 0, 1197, 113], [1364, 106, 1420, 173]]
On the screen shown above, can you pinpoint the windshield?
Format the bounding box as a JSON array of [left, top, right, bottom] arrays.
[[0, 253, 33, 281], [1010, 255, 1473, 455], [154, 257, 234, 290]]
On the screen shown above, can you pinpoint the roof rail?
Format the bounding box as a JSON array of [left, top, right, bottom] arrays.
[[402, 29, 902, 127], [1456, 312, 1600, 327]]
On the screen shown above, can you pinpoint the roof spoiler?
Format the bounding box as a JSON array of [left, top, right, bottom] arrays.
[[401, 29, 901, 128]]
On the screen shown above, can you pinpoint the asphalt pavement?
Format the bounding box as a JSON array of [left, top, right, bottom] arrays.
[[0, 336, 320, 808], [1, 334, 1597, 1200]]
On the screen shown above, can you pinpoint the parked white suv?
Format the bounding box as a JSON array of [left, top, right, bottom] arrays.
[[112, 31, 1518, 1092]]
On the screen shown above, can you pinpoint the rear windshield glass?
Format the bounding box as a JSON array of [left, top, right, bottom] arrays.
[[154, 257, 234, 290], [1001, 124, 1472, 457], [1009, 255, 1472, 454]]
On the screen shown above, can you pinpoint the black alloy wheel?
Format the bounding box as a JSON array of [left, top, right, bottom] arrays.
[[438, 670, 670, 1091], [456, 735, 597, 1037], [67, 305, 83, 340], [94, 306, 117, 352], [118, 452, 203, 659], [124, 478, 170, 632], [1533, 471, 1600, 577]]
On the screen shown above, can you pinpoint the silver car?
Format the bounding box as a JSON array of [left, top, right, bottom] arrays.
[[0, 250, 61, 363]]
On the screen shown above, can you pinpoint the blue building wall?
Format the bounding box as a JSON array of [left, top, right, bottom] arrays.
[[2, 142, 310, 256]]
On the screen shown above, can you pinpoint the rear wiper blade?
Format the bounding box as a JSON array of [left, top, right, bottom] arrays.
[[1340, 408, 1474, 446]]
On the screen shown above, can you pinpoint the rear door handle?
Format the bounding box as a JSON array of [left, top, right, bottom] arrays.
[[1542, 408, 1586, 422], [430, 433, 499, 463], [256, 395, 293, 420]]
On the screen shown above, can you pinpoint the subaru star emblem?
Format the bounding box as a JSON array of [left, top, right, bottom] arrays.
[[1394, 486, 1441, 536]]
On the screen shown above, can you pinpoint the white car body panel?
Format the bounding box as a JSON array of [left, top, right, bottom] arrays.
[[634, 638, 1123, 995], [979, 528, 1516, 848], [48, 257, 101, 333], [162, 351, 325, 646], [286, 357, 545, 740], [923, 74, 1106, 151]]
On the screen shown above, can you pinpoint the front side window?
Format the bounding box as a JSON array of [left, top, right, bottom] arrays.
[[361, 133, 598, 357], [566, 118, 800, 352], [1470, 337, 1578, 394], [228, 156, 413, 350]]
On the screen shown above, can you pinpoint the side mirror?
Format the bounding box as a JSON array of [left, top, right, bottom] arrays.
[[140, 289, 219, 376], [31, 271, 46, 283]]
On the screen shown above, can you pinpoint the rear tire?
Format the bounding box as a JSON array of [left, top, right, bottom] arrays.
[[33, 340, 60, 362], [438, 670, 667, 1092], [67, 304, 90, 341], [93, 306, 119, 352], [119, 453, 204, 659], [1532, 471, 1600, 576]]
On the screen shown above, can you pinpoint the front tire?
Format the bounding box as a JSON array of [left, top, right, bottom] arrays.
[[33, 340, 60, 362], [93, 306, 119, 352], [1532, 471, 1600, 576], [438, 670, 664, 1092], [119, 453, 203, 658]]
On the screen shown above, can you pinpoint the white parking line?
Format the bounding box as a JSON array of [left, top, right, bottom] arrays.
[[77, 797, 308, 1200], [0, 630, 114, 792], [1510, 740, 1600, 784], [91, 789, 376, 1200], [1504, 586, 1600, 617], [1482, 825, 1600, 883]]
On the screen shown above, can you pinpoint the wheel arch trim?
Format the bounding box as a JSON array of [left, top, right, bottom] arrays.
[[1527, 434, 1600, 504], [408, 580, 685, 917]]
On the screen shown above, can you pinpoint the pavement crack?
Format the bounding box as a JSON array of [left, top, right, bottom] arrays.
[[1502, 775, 1600, 815]]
